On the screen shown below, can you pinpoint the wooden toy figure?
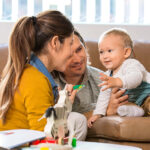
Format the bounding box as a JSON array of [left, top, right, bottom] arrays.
[[43, 88, 72, 140]]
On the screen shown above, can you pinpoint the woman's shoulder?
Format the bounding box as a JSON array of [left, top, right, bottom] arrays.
[[23, 64, 45, 77], [20, 64, 50, 85], [23, 64, 41, 74]]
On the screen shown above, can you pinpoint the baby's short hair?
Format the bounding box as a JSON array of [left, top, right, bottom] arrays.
[[99, 28, 133, 51]]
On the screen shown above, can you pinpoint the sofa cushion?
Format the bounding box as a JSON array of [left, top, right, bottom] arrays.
[[133, 41, 150, 72], [86, 41, 106, 71], [87, 116, 150, 142]]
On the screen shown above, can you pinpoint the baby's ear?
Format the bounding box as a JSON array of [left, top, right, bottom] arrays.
[[124, 47, 132, 58]]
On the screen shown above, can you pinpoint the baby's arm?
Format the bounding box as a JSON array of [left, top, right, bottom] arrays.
[[99, 59, 145, 90], [119, 59, 144, 89], [88, 87, 111, 128], [99, 72, 123, 91]]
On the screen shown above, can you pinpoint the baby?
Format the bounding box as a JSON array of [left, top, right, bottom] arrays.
[[88, 28, 150, 128]]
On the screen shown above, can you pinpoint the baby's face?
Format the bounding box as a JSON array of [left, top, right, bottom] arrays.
[[98, 34, 126, 73]]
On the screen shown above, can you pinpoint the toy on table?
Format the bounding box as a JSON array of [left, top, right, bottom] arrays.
[[30, 137, 75, 150], [39, 87, 73, 140], [31, 137, 69, 145], [71, 137, 77, 148], [36, 86, 78, 150]]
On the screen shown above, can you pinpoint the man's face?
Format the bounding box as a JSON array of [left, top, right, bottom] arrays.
[[63, 34, 87, 77]]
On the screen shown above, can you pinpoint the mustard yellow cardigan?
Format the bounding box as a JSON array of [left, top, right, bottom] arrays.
[[0, 64, 54, 131]]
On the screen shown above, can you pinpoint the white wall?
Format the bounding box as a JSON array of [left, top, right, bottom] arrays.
[[0, 22, 15, 44], [0, 22, 150, 44], [75, 24, 150, 42]]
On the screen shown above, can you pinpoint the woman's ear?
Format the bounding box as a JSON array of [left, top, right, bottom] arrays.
[[50, 36, 61, 51], [124, 47, 132, 58]]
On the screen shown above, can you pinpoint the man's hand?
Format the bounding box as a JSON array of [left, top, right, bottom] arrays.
[[106, 88, 128, 115], [99, 72, 123, 91], [87, 114, 101, 128]]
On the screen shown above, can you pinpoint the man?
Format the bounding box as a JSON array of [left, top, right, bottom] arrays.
[[53, 31, 101, 114]]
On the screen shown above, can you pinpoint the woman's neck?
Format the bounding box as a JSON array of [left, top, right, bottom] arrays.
[[38, 54, 54, 72]]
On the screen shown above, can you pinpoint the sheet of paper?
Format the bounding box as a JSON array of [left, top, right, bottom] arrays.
[[0, 129, 46, 149], [74, 141, 142, 150]]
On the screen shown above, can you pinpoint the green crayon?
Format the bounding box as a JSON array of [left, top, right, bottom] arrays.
[[73, 85, 85, 90], [72, 137, 77, 147]]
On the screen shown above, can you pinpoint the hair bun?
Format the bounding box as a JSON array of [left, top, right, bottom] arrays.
[[31, 16, 37, 25]]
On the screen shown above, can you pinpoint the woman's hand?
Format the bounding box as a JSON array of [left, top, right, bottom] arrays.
[[66, 84, 77, 104], [106, 88, 128, 115]]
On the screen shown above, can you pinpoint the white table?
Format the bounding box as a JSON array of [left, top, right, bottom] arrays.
[[74, 141, 142, 150]]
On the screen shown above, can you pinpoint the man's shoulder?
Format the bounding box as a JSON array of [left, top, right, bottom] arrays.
[[87, 65, 103, 75], [86, 66, 103, 84]]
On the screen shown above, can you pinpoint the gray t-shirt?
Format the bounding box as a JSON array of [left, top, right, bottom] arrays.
[[52, 66, 102, 113]]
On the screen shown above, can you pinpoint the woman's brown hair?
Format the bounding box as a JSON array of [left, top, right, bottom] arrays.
[[0, 10, 74, 122]]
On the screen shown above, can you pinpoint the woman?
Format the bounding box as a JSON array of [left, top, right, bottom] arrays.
[[0, 10, 77, 132]]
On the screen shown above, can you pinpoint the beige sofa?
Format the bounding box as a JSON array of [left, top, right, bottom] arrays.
[[0, 41, 150, 150], [86, 40, 150, 150]]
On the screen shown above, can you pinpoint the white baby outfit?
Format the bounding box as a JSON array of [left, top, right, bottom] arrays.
[[93, 58, 150, 116]]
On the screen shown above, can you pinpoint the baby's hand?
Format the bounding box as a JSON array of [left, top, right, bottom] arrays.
[[99, 72, 123, 91], [87, 114, 101, 128]]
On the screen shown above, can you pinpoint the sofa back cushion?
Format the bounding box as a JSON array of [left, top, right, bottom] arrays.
[[0, 40, 150, 76], [133, 41, 150, 72], [86, 40, 150, 72]]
